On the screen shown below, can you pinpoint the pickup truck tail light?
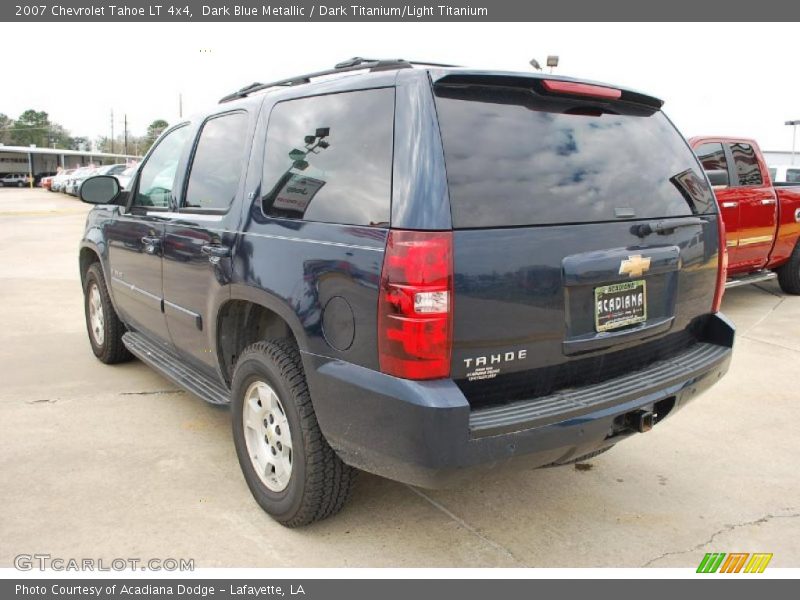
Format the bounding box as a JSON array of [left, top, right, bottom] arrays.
[[712, 218, 728, 313], [378, 230, 453, 380]]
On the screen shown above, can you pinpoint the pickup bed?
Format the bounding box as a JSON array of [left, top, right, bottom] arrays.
[[690, 136, 800, 292]]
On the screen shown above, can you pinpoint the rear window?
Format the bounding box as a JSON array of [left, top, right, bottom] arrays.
[[433, 81, 716, 228]]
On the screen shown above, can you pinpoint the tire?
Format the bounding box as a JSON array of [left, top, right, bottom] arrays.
[[776, 242, 800, 295], [17, 181, 24, 188], [231, 339, 356, 527], [83, 263, 132, 364]]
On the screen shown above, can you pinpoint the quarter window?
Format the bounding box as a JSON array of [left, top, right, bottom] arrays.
[[729, 143, 763, 186], [184, 112, 249, 211], [133, 126, 191, 209], [261, 88, 394, 227]]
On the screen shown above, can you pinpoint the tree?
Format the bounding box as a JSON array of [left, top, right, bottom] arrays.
[[2, 109, 75, 148], [0, 113, 14, 145], [144, 119, 169, 147]]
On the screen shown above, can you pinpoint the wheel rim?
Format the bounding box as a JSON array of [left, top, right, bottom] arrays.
[[242, 380, 293, 492], [88, 283, 105, 346]]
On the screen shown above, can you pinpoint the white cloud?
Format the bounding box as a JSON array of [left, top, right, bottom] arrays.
[[1, 21, 796, 150]]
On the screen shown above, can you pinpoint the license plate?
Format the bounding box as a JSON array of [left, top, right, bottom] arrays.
[[594, 280, 647, 332]]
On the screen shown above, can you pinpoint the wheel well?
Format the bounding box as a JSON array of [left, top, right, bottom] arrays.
[[79, 247, 100, 285], [217, 301, 296, 384]]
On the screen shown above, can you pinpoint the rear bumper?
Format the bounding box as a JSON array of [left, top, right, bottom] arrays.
[[303, 313, 734, 488]]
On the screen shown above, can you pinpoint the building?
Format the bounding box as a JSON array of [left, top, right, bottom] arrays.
[[0, 144, 140, 178], [763, 150, 797, 167]]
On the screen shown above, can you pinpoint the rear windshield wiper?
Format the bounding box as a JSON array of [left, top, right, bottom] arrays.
[[631, 217, 708, 237]]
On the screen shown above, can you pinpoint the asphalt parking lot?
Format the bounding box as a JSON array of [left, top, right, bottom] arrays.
[[1, 187, 798, 569]]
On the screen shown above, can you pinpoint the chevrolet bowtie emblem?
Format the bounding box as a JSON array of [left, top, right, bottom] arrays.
[[619, 254, 651, 278]]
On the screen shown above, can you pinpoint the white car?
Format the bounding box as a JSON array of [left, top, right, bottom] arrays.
[[769, 164, 800, 185], [0, 173, 31, 187]]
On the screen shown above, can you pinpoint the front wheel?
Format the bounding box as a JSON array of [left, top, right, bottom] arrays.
[[231, 340, 356, 527], [83, 263, 132, 363]]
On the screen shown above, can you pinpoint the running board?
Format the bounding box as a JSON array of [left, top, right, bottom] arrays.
[[725, 270, 777, 289], [122, 332, 230, 405]]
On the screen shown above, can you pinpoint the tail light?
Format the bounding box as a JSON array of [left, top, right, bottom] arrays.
[[542, 79, 622, 100], [378, 230, 453, 380], [712, 218, 728, 312]]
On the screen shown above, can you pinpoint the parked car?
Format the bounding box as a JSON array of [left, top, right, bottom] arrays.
[[690, 137, 800, 292], [41, 175, 55, 191], [0, 173, 31, 187], [51, 169, 75, 193], [768, 164, 800, 185], [78, 59, 734, 527], [114, 164, 139, 190], [65, 167, 97, 196]]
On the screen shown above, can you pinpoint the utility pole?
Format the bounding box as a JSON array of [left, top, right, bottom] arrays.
[[110, 109, 115, 154], [124, 114, 128, 156]]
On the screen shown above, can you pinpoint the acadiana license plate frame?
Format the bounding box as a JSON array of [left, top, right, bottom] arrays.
[[594, 280, 647, 332]]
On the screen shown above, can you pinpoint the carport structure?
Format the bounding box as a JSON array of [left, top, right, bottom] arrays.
[[0, 145, 140, 180]]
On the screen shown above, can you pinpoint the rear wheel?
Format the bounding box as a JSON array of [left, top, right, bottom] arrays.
[[83, 263, 132, 363], [776, 242, 800, 295], [231, 340, 356, 527]]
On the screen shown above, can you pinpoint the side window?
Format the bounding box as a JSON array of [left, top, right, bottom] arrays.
[[261, 88, 394, 227], [133, 125, 191, 209], [695, 142, 728, 173], [728, 143, 763, 186], [787, 169, 800, 184], [184, 112, 249, 211]]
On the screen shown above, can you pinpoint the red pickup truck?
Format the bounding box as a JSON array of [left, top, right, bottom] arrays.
[[690, 136, 800, 293]]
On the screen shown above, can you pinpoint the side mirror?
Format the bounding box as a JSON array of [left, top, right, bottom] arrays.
[[80, 175, 120, 204], [705, 169, 729, 187]]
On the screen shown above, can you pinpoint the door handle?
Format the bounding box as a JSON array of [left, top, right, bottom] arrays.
[[141, 236, 160, 255], [721, 201, 738, 208], [201, 244, 231, 263], [761, 198, 777, 205]]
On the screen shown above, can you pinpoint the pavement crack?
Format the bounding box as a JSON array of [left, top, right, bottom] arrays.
[[405, 485, 526, 566], [26, 398, 57, 404], [739, 334, 800, 354], [641, 510, 800, 567], [120, 389, 184, 396], [742, 293, 785, 336]]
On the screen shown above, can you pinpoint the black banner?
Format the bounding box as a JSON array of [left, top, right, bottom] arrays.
[[2, 0, 800, 21]]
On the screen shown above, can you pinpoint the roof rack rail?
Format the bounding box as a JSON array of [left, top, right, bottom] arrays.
[[219, 57, 460, 103]]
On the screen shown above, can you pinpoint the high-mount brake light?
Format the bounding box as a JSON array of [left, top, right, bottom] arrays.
[[542, 80, 622, 100], [712, 219, 728, 313], [378, 230, 453, 380]]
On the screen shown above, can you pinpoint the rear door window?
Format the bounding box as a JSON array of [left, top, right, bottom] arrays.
[[261, 88, 394, 227], [433, 80, 716, 228], [728, 142, 763, 186]]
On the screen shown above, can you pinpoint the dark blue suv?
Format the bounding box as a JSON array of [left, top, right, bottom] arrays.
[[78, 58, 734, 527]]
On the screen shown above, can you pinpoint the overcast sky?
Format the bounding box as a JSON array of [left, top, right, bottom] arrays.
[[1, 22, 797, 151]]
